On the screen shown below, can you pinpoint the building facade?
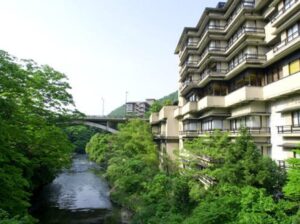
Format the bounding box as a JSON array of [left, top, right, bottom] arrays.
[[151, 0, 300, 166], [126, 99, 155, 118]]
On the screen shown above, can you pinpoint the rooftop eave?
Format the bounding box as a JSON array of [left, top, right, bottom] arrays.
[[174, 27, 198, 54]]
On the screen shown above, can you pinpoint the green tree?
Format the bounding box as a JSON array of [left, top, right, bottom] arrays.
[[149, 101, 162, 113], [283, 148, 300, 223], [0, 50, 75, 221], [85, 133, 114, 165], [65, 125, 98, 153], [216, 128, 285, 193]]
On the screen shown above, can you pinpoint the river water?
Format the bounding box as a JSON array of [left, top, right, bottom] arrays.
[[32, 154, 121, 224]]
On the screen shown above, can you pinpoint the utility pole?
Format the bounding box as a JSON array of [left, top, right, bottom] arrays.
[[101, 97, 105, 116], [124, 91, 128, 118]]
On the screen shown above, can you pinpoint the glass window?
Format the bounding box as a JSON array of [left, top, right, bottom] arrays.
[[202, 120, 212, 131], [287, 23, 299, 41], [246, 116, 261, 128], [292, 111, 300, 126], [289, 59, 300, 75], [212, 119, 223, 129]]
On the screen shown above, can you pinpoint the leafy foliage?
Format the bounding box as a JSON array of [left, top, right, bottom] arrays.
[[86, 122, 299, 223], [64, 125, 99, 153], [0, 50, 75, 222]]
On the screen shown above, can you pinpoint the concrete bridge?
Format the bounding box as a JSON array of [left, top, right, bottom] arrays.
[[72, 116, 127, 133]]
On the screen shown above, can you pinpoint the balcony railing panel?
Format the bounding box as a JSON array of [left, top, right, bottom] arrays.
[[230, 127, 271, 134], [277, 125, 300, 134], [273, 30, 300, 53], [181, 127, 270, 136], [226, 26, 265, 51], [271, 0, 299, 24], [228, 54, 266, 71], [179, 79, 200, 92]]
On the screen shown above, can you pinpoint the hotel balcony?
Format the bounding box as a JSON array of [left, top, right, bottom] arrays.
[[179, 130, 199, 137], [179, 60, 199, 77], [230, 127, 271, 137], [198, 96, 225, 112], [179, 41, 199, 61], [226, 54, 266, 79], [197, 155, 223, 167], [277, 125, 300, 137], [149, 112, 159, 124], [266, 30, 300, 64], [271, 0, 300, 28], [198, 175, 216, 188], [198, 69, 227, 87], [225, 86, 263, 107], [193, 1, 256, 56], [182, 101, 198, 115], [264, 72, 300, 100], [153, 131, 166, 140], [158, 107, 169, 121], [179, 79, 199, 95], [174, 107, 182, 118], [226, 27, 265, 54], [223, 0, 256, 34], [197, 47, 226, 68]]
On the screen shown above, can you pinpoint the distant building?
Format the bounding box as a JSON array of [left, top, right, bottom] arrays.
[[125, 99, 155, 117]]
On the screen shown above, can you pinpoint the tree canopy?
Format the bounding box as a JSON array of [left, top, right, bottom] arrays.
[[86, 126, 300, 223], [0, 50, 76, 223]]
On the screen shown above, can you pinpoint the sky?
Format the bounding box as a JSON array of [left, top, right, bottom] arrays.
[[0, 0, 220, 115]]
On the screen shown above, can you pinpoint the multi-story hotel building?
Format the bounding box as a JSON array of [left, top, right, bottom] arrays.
[[126, 99, 155, 118], [150, 0, 300, 166]]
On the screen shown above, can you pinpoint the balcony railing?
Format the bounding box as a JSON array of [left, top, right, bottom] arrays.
[[198, 175, 216, 186], [230, 127, 271, 134], [200, 69, 227, 81], [208, 46, 226, 52], [179, 41, 199, 58], [179, 60, 199, 74], [271, 0, 299, 24], [180, 130, 199, 136], [226, 26, 265, 51], [273, 30, 300, 53], [179, 79, 200, 92], [226, 0, 255, 29], [205, 24, 226, 31], [228, 53, 266, 71], [180, 127, 270, 136], [277, 125, 300, 134]]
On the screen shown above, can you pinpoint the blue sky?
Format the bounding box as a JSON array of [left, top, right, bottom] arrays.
[[0, 0, 220, 115]]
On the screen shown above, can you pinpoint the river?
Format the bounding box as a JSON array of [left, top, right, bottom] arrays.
[[31, 154, 121, 224]]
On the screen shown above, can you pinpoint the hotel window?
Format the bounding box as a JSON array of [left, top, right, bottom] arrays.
[[266, 66, 283, 84], [292, 111, 300, 126], [183, 120, 200, 131], [230, 117, 246, 130], [204, 82, 227, 96], [287, 23, 299, 41], [284, 0, 293, 10], [187, 91, 199, 102], [289, 59, 300, 75], [246, 116, 261, 128], [202, 119, 223, 131]]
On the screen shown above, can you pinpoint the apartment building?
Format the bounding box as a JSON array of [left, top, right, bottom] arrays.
[[126, 99, 155, 118], [151, 0, 300, 167]]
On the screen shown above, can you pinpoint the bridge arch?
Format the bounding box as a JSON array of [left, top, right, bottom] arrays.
[[71, 120, 118, 133]]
